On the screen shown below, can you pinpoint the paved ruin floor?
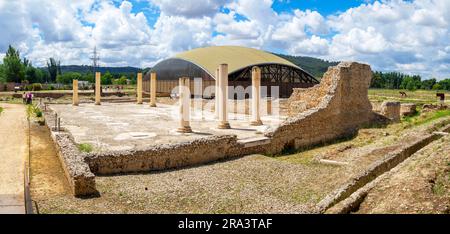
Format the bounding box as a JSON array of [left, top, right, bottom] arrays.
[[49, 102, 286, 152]]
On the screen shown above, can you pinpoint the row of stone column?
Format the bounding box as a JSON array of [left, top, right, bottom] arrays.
[[72, 65, 263, 133], [72, 71, 158, 107], [177, 64, 263, 133]]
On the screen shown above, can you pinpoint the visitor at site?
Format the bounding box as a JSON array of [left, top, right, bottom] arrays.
[[26, 92, 33, 104], [22, 92, 26, 104]]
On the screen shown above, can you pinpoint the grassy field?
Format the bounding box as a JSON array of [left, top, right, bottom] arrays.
[[369, 89, 450, 105]]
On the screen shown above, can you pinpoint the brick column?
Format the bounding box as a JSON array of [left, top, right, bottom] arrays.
[[136, 72, 143, 104], [217, 64, 230, 129], [250, 66, 263, 126], [177, 77, 192, 133], [95, 72, 101, 105], [72, 79, 79, 106], [150, 72, 157, 107]]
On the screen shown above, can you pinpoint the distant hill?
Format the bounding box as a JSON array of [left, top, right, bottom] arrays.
[[57, 65, 142, 74], [275, 54, 339, 79]]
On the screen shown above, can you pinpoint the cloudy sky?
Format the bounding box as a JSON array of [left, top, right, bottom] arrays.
[[0, 0, 449, 79]]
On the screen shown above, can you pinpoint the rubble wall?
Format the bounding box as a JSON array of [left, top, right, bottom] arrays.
[[265, 62, 374, 154]]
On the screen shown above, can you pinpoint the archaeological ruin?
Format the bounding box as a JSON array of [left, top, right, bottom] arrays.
[[39, 59, 399, 197]]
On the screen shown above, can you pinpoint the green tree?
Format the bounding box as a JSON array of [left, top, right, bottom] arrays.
[[0, 64, 6, 83], [56, 72, 82, 84], [3, 45, 25, 83], [437, 79, 450, 90], [47, 58, 61, 82], [101, 71, 113, 85], [432, 83, 442, 90], [420, 78, 436, 90], [113, 76, 128, 85]]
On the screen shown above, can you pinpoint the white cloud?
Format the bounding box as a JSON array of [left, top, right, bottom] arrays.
[[288, 35, 329, 56], [149, 0, 229, 18], [88, 1, 152, 49], [0, 0, 449, 79]]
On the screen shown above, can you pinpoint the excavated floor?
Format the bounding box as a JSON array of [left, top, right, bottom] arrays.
[[48, 102, 286, 152]]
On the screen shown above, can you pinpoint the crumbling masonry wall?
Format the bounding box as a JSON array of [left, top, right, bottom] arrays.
[[265, 62, 373, 154], [42, 108, 98, 197]]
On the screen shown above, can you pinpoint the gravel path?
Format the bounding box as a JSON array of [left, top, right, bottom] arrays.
[[0, 103, 27, 214]]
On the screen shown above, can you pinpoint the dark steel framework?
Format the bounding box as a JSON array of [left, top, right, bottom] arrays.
[[229, 63, 318, 83], [147, 58, 320, 98]]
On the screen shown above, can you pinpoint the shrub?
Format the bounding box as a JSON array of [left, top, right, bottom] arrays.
[[32, 83, 42, 91], [78, 143, 93, 153]]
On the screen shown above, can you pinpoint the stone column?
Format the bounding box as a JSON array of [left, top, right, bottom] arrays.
[[72, 79, 79, 106], [217, 64, 231, 129], [150, 72, 157, 107], [251, 66, 263, 126], [136, 72, 143, 104], [177, 77, 192, 133], [215, 68, 219, 118], [95, 72, 101, 105]]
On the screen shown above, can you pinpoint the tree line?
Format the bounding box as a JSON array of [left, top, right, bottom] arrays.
[[371, 71, 450, 91], [2, 45, 449, 91], [0, 45, 138, 88]]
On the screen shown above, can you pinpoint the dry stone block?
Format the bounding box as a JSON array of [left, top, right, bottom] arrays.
[[381, 101, 401, 122], [400, 103, 417, 117]]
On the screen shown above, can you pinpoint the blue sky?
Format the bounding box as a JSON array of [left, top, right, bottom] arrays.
[[0, 0, 449, 79]]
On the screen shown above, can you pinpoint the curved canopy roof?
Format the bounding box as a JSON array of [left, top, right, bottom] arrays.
[[173, 46, 308, 78]]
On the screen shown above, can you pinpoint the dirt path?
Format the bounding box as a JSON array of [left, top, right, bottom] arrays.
[[0, 103, 28, 214], [30, 123, 70, 202]]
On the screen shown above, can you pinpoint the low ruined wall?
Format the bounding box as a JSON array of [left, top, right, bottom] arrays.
[[86, 135, 242, 175], [43, 107, 98, 197], [318, 125, 449, 213], [265, 62, 374, 154]]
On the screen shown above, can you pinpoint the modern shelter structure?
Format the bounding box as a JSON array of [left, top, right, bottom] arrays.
[[144, 46, 319, 98]]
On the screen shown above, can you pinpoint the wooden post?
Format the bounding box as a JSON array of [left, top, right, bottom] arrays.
[[95, 72, 101, 105], [177, 77, 192, 133], [217, 64, 230, 129], [136, 72, 143, 104], [150, 72, 157, 107], [72, 79, 79, 106], [251, 66, 263, 126]]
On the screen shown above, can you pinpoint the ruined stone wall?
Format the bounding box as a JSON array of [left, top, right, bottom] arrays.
[[266, 62, 373, 154], [86, 135, 241, 175], [42, 107, 98, 197]]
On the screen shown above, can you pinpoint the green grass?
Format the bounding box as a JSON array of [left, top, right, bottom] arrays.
[[403, 110, 450, 128], [0, 106, 3, 115], [78, 143, 93, 153], [369, 89, 450, 105]]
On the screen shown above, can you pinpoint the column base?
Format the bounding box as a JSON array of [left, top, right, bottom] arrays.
[[217, 122, 231, 129], [150, 103, 157, 107], [73, 103, 79, 106], [177, 126, 193, 133], [137, 102, 143, 104], [250, 120, 263, 126], [95, 102, 101, 105]]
